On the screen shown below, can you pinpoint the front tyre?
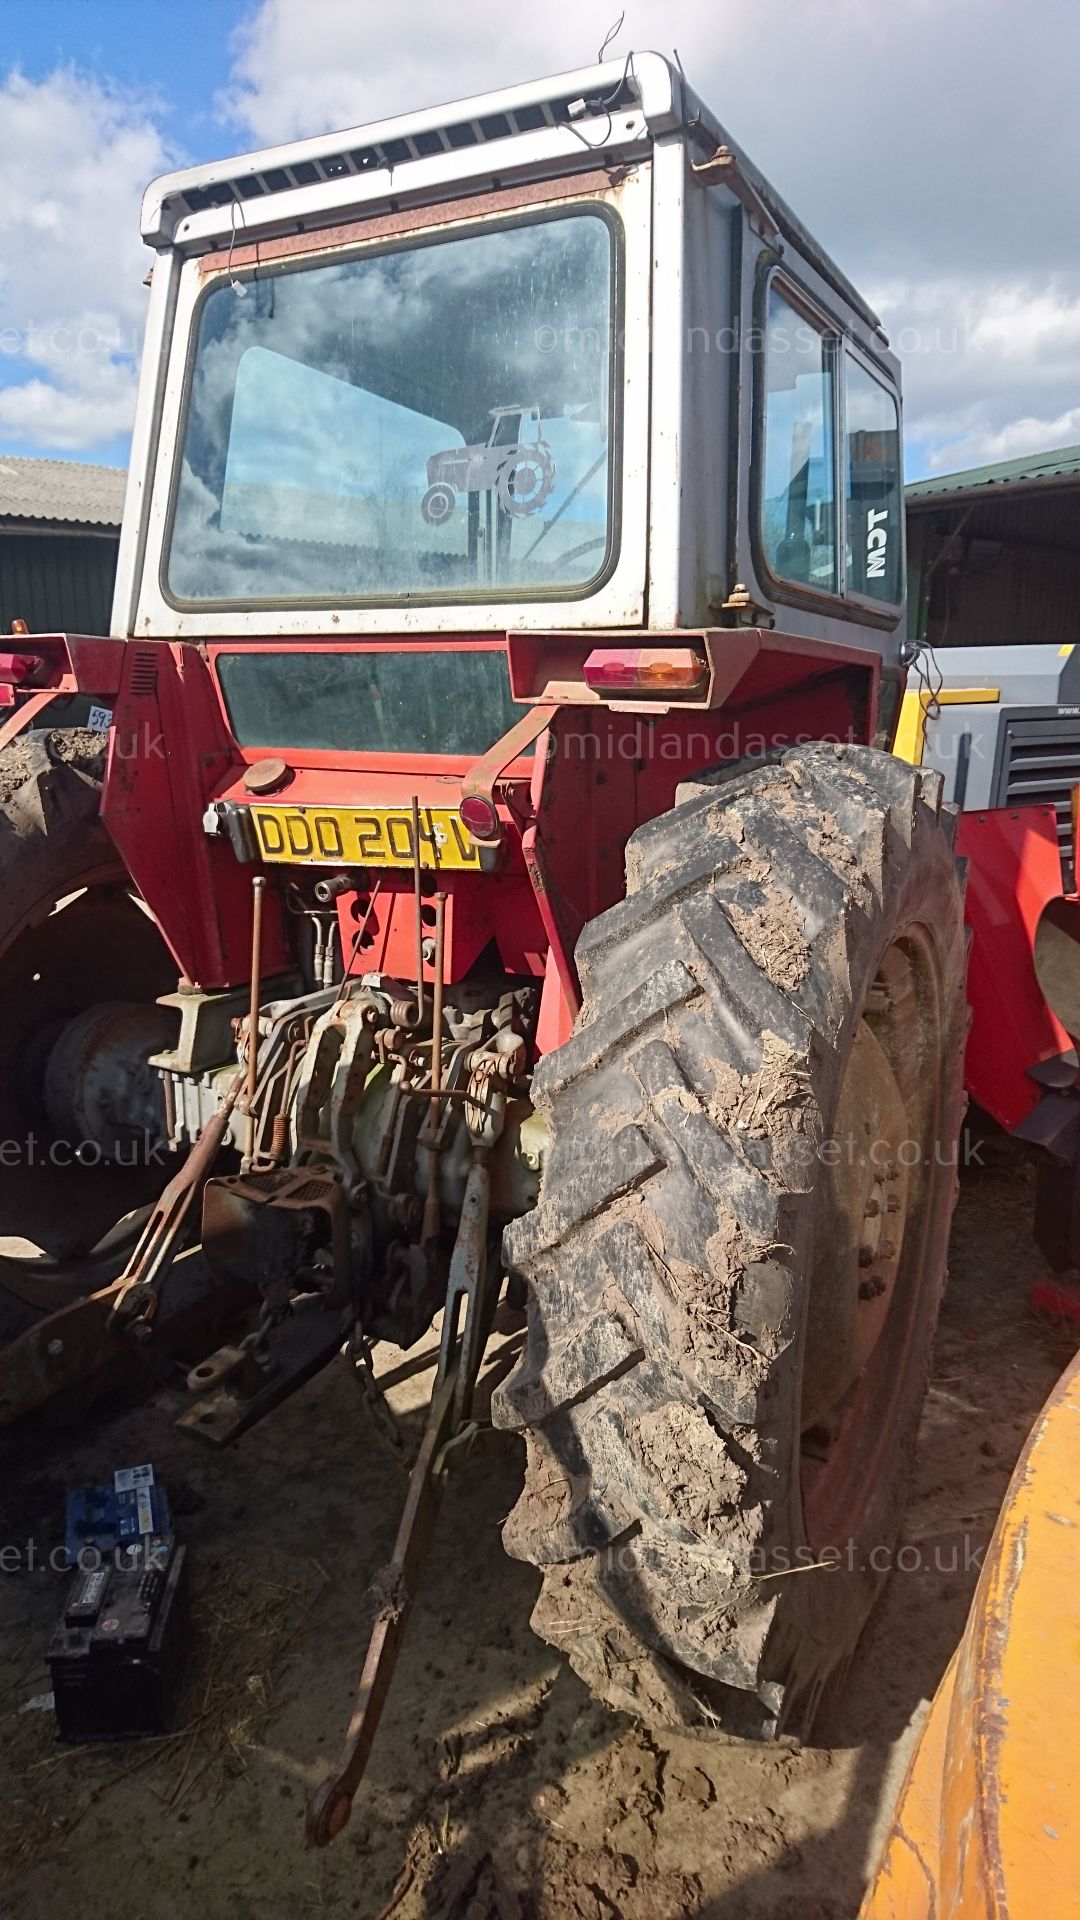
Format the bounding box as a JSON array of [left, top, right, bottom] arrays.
[[494, 745, 967, 1738]]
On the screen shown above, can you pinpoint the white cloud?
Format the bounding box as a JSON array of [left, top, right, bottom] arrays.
[[3, 2, 1079, 476], [0, 374, 139, 451], [0, 67, 174, 452], [219, 1, 621, 146], [871, 277, 1080, 474], [221, 0, 1080, 483], [932, 406, 1080, 472]]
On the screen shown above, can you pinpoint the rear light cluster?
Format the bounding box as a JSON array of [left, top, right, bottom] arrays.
[[582, 646, 708, 696], [0, 651, 44, 684], [0, 651, 44, 707], [457, 647, 710, 849]]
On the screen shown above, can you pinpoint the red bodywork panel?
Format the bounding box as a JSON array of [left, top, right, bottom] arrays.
[[958, 805, 1073, 1130], [104, 641, 294, 988], [1, 630, 877, 1054]]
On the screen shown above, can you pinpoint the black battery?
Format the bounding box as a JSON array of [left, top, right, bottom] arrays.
[[47, 1539, 188, 1742]]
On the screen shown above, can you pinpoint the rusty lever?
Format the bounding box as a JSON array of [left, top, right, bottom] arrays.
[[108, 1069, 244, 1333], [306, 1153, 494, 1845]]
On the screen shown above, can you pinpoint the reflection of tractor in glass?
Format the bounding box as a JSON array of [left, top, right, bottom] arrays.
[[420, 404, 556, 525]]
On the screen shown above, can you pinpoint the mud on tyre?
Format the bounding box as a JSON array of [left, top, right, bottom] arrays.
[[494, 744, 968, 1738]]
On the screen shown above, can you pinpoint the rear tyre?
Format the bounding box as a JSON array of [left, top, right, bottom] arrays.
[[498, 446, 555, 517], [0, 728, 173, 1288], [494, 744, 967, 1737]]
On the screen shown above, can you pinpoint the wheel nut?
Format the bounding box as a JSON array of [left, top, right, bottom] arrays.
[[858, 1244, 875, 1268]]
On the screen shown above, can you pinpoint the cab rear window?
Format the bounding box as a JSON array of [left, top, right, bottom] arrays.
[[216, 648, 528, 757], [166, 209, 618, 610]]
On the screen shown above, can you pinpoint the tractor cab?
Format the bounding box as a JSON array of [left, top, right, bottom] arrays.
[[114, 53, 903, 659]]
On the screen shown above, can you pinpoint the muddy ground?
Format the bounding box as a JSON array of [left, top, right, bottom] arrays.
[[1, 1156, 1075, 1920]]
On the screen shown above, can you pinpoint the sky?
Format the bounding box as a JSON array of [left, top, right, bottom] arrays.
[[0, 0, 1077, 480]]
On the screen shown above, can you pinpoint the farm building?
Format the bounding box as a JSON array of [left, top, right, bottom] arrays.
[[907, 443, 1080, 650], [0, 455, 125, 636]]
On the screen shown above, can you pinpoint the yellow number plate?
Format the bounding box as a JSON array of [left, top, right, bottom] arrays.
[[249, 804, 480, 870]]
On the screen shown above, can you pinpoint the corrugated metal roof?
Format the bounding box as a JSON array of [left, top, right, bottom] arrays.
[[0, 454, 126, 529], [907, 443, 1080, 504]]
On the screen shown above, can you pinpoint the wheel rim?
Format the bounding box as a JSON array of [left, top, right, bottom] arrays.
[[422, 486, 454, 526], [501, 456, 548, 513], [800, 924, 946, 1548], [0, 879, 175, 1265]]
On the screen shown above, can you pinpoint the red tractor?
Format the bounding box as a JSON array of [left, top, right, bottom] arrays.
[[0, 57, 966, 1840], [421, 402, 556, 525]]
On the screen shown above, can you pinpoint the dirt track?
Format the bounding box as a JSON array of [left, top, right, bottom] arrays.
[[1, 1155, 1075, 1920]]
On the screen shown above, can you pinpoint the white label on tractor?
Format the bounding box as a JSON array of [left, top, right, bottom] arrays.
[[88, 705, 113, 732], [866, 508, 889, 578]]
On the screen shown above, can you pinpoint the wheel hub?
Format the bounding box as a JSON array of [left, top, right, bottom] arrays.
[[802, 1016, 911, 1435], [42, 1000, 175, 1160]]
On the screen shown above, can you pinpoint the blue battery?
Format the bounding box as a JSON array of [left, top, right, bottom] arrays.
[[64, 1465, 171, 1567]]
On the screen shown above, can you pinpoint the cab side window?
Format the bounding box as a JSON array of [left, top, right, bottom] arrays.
[[759, 275, 902, 613], [762, 288, 836, 594], [844, 355, 902, 604]]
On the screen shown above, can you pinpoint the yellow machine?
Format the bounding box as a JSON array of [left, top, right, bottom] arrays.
[[861, 1348, 1080, 1917]]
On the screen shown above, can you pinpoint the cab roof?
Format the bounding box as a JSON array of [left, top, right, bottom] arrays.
[[142, 52, 883, 339]]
